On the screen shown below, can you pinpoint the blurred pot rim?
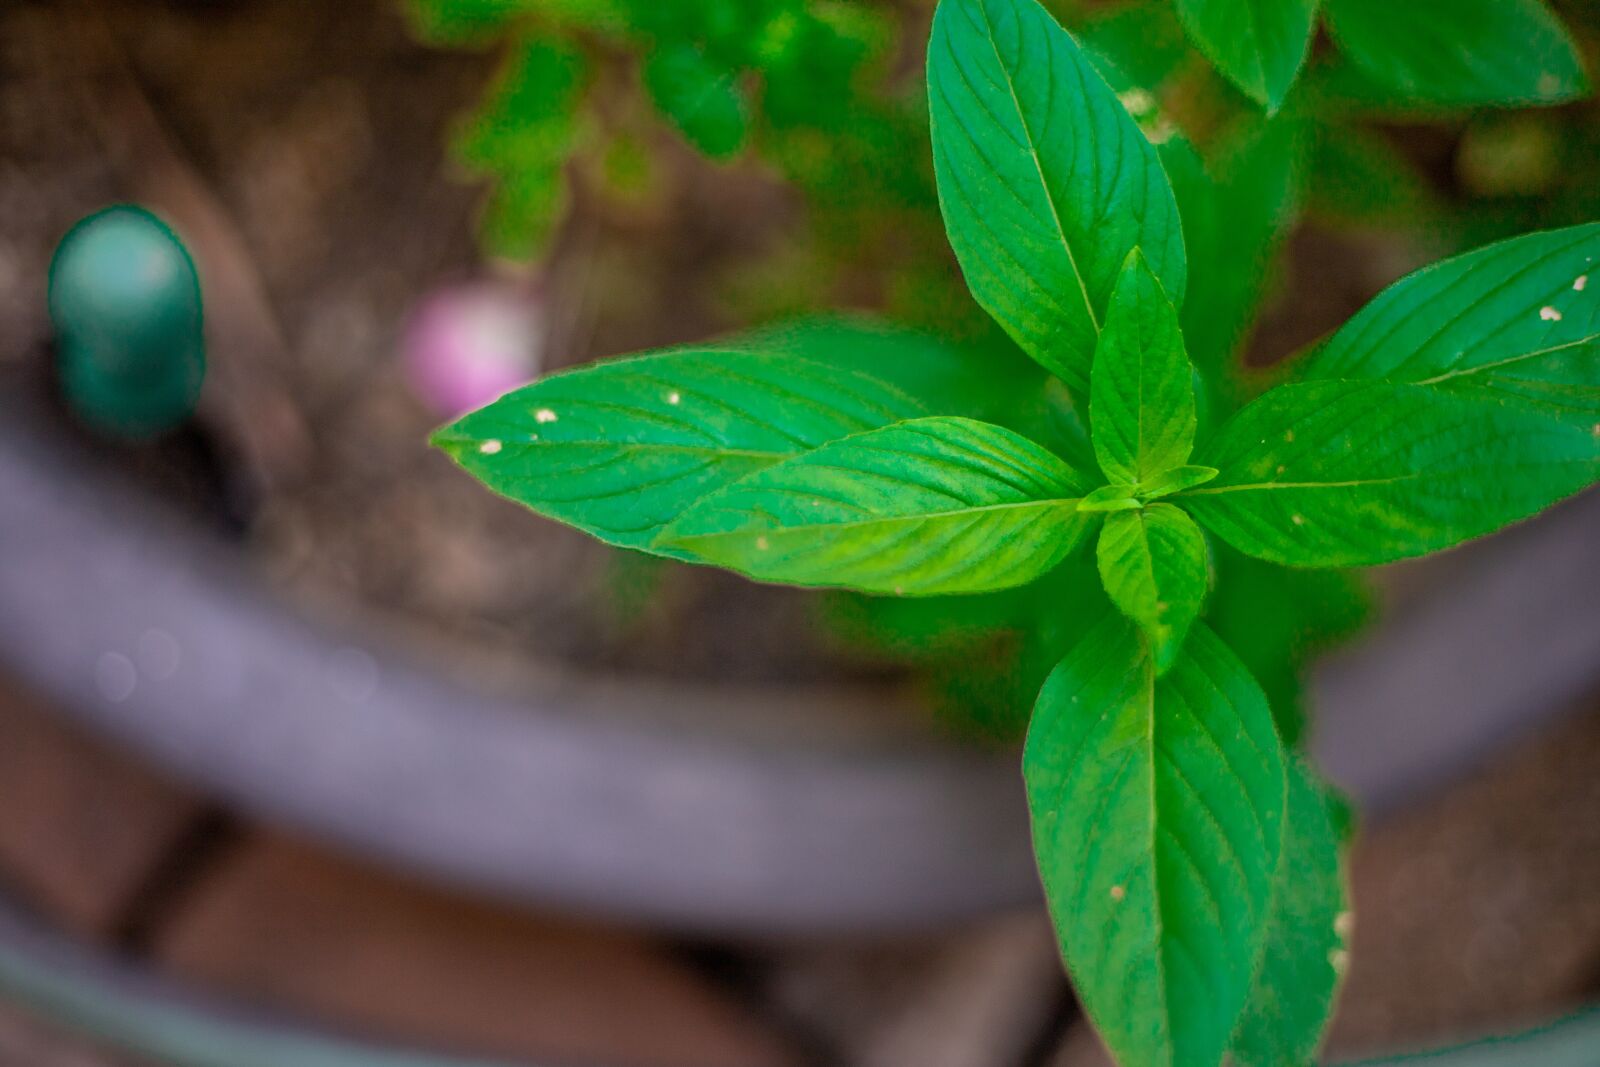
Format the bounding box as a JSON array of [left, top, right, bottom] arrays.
[[1, 400, 1598, 935]]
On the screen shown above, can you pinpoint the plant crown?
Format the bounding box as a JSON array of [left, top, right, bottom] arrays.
[[433, 0, 1600, 1063]]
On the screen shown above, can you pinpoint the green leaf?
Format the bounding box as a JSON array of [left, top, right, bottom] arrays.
[[1174, 0, 1320, 111], [642, 43, 749, 159], [1173, 120, 1307, 403], [1183, 379, 1600, 567], [432, 348, 926, 553], [1025, 618, 1285, 1067], [1231, 757, 1353, 1067], [1078, 0, 1191, 96], [1080, 484, 1142, 512], [1306, 123, 1438, 229], [454, 36, 588, 259], [1090, 250, 1198, 485], [404, 0, 537, 44], [1140, 464, 1218, 500], [927, 0, 1186, 392], [1322, 0, 1589, 108], [1302, 224, 1600, 426], [1097, 503, 1209, 667], [726, 314, 1049, 432], [1207, 548, 1371, 745], [658, 417, 1096, 595]]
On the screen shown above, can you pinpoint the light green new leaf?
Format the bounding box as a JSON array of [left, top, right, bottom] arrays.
[[432, 349, 925, 553], [927, 0, 1186, 392], [1025, 618, 1285, 1067], [657, 417, 1096, 595], [1174, 0, 1320, 111], [1140, 464, 1218, 500], [1090, 250, 1197, 485], [1303, 224, 1600, 426], [1322, 0, 1589, 108], [1097, 504, 1209, 668], [1231, 756, 1353, 1067], [642, 44, 749, 159], [1184, 380, 1600, 567], [1080, 484, 1142, 512]]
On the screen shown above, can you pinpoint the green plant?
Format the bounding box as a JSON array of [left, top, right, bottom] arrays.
[[432, 0, 1600, 1062], [403, 0, 950, 323], [1173, 0, 1588, 113]]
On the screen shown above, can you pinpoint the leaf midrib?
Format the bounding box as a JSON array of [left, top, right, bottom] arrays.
[[970, 0, 1101, 336], [671, 494, 1084, 543], [1180, 474, 1419, 496], [1141, 657, 1175, 1066], [1413, 331, 1600, 386]]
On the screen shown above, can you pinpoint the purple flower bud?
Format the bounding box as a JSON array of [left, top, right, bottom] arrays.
[[403, 281, 543, 417]]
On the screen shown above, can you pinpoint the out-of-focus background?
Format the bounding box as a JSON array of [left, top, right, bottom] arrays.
[[2, 1, 1600, 1064]]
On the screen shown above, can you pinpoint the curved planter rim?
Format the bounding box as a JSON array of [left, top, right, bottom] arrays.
[[0, 892, 1590, 1067], [3, 401, 1599, 934]]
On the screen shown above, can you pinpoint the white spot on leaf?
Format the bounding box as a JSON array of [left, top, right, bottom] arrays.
[[1292, 514, 1306, 526], [667, 391, 681, 405], [535, 408, 558, 424], [1575, 275, 1589, 292], [1117, 89, 1154, 115], [479, 439, 503, 455], [1109, 885, 1126, 902], [1540, 306, 1563, 322]]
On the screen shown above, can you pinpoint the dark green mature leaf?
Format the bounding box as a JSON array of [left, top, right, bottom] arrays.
[[1172, 120, 1307, 408], [927, 0, 1186, 392], [1025, 618, 1285, 1067], [1303, 224, 1600, 425], [1183, 379, 1600, 567], [1322, 0, 1589, 108], [1206, 548, 1370, 745], [1097, 504, 1209, 668], [1078, 0, 1191, 96], [658, 417, 1096, 595], [643, 43, 749, 158], [1174, 0, 1320, 111], [432, 349, 925, 552], [1231, 757, 1352, 1067], [1306, 123, 1438, 229], [404, 0, 537, 44], [1090, 251, 1197, 485]]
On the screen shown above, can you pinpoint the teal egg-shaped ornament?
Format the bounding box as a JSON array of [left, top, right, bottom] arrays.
[[48, 205, 206, 438]]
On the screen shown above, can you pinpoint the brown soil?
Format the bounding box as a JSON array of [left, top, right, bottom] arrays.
[[0, 0, 902, 687]]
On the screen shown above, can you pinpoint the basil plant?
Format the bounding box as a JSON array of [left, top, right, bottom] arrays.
[[434, 0, 1600, 1062]]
